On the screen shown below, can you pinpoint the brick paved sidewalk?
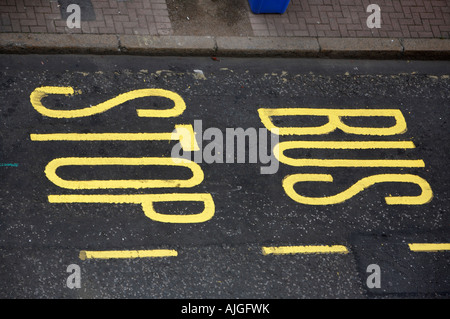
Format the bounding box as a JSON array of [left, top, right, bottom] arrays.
[[0, 0, 449, 39], [251, 0, 450, 38], [0, 0, 173, 36], [0, 0, 450, 39]]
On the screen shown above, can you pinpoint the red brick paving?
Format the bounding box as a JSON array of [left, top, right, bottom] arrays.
[[0, 0, 449, 38], [249, 0, 450, 38], [0, 0, 173, 35]]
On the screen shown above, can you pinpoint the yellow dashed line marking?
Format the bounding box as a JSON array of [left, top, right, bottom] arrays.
[[79, 249, 178, 260], [408, 243, 450, 252], [262, 245, 349, 255]]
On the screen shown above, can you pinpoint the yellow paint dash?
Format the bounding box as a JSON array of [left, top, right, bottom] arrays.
[[79, 249, 178, 260], [408, 243, 450, 252], [30, 132, 174, 141], [262, 245, 348, 255]]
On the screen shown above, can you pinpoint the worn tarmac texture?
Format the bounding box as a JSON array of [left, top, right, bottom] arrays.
[[0, 56, 449, 298]]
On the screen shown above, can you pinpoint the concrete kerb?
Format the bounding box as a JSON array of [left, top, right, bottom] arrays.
[[401, 38, 450, 60], [317, 37, 404, 59], [0, 33, 449, 59], [215, 36, 319, 57], [119, 35, 216, 56], [0, 33, 119, 54]]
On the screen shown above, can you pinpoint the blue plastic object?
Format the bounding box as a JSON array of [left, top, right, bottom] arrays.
[[248, 0, 291, 14]]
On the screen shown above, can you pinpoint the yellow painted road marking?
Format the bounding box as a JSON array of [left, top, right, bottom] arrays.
[[408, 243, 450, 252], [262, 245, 349, 255], [44, 157, 204, 189], [274, 142, 420, 166], [30, 86, 186, 118], [30, 132, 174, 141], [30, 124, 200, 152], [275, 140, 416, 150], [273, 141, 421, 167], [282, 173, 433, 205], [49, 193, 215, 223], [30, 125, 199, 151], [258, 108, 407, 136], [272, 156, 425, 168], [79, 249, 178, 260]]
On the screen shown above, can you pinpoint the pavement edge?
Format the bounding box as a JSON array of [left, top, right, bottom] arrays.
[[0, 33, 449, 60]]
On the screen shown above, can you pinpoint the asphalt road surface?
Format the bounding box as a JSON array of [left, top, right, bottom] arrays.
[[0, 55, 449, 300]]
